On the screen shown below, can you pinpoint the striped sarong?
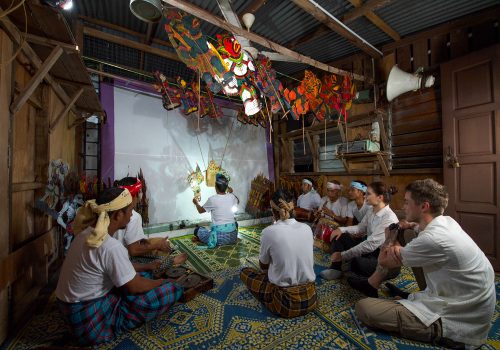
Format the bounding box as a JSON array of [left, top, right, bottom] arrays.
[[57, 282, 182, 345], [240, 267, 317, 318], [197, 222, 238, 247]]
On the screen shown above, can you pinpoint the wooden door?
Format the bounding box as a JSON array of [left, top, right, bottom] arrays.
[[442, 45, 500, 270]]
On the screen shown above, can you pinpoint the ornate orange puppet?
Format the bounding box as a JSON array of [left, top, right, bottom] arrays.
[[153, 71, 181, 111], [254, 54, 285, 114]]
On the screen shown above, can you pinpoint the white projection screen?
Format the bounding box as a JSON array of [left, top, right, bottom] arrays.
[[113, 86, 271, 225]]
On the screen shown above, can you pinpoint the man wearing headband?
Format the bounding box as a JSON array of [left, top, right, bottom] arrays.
[[297, 178, 322, 211], [346, 180, 370, 226], [114, 177, 187, 276], [56, 188, 183, 345], [192, 173, 239, 247], [240, 189, 317, 318], [313, 180, 349, 240]]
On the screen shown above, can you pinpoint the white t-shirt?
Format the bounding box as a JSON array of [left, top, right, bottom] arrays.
[[346, 201, 371, 223], [203, 193, 238, 226], [114, 210, 146, 247], [319, 196, 349, 217], [398, 215, 495, 347], [297, 191, 322, 211], [259, 219, 316, 287], [339, 205, 398, 260], [56, 227, 136, 303]]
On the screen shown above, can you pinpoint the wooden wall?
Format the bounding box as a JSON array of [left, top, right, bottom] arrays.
[[0, 28, 78, 344]]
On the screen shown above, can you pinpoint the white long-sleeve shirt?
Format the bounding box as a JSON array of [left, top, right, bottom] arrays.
[[339, 205, 398, 260], [297, 190, 322, 211], [398, 215, 495, 348]]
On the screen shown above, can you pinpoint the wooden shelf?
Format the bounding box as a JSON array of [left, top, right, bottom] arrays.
[[337, 151, 391, 176]]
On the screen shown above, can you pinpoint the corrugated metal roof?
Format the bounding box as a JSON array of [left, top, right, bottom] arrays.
[[375, 0, 500, 37], [74, 0, 500, 79]]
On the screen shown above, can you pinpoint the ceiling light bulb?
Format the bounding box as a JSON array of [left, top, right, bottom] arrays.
[[61, 0, 73, 10]]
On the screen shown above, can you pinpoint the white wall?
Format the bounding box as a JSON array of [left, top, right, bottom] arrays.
[[113, 86, 270, 225]]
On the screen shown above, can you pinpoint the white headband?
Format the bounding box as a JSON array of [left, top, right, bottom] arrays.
[[327, 182, 342, 190], [302, 179, 313, 186]]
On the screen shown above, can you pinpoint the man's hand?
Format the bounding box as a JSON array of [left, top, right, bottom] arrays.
[[329, 229, 343, 241], [331, 251, 342, 262], [351, 232, 365, 239], [155, 237, 171, 252], [192, 197, 199, 205], [172, 252, 188, 266], [399, 220, 418, 230], [227, 186, 233, 193], [378, 246, 402, 269], [149, 260, 162, 271]]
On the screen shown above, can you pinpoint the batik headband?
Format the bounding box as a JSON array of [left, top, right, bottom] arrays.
[[350, 181, 367, 193], [119, 178, 142, 197], [302, 179, 313, 186], [327, 182, 342, 190]]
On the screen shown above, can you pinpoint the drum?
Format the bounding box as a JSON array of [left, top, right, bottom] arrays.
[[294, 207, 313, 222]]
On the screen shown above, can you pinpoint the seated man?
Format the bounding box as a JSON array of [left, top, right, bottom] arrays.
[[295, 178, 322, 222], [314, 180, 349, 240], [320, 182, 398, 280], [240, 189, 317, 318], [346, 180, 371, 226], [354, 179, 495, 349], [114, 177, 186, 276], [192, 173, 239, 247], [56, 188, 183, 346]]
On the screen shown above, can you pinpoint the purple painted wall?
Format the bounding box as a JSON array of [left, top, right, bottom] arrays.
[[100, 83, 115, 182]]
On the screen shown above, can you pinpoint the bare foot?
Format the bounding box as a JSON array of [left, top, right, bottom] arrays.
[[191, 236, 200, 243], [173, 252, 188, 265]]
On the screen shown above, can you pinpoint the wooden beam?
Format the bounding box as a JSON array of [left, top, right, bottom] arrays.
[[343, 0, 393, 23], [49, 88, 84, 133], [11, 182, 44, 192], [0, 13, 81, 113], [54, 76, 95, 90], [83, 26, 181, 62], [10, 45, 63, 115], [24, 33, 79, 52], [347, 0, 400, 41], [239, 0, 268, 15], [382, 4, 500, 52], [163, 0, 370, 82], [14, 84, 42, 109], [291, 0, 382, 58]]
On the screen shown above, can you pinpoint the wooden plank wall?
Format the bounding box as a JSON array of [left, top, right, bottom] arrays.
[[0, 28, 13, 346], [0, 28, 78, 344]]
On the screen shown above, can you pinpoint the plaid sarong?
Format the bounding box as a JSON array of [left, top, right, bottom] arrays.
[[240, 267, 317, 318], [57, 282, 182, 345], [197, 222, 238, 247]]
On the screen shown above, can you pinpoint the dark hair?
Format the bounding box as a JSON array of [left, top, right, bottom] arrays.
[[405, 179, 448, 216], [96, 187, 129, 217], [330, 179, 341, 185], [114, 176, 137, 187], [271, 188, 295, 218], [63, 171, 79, 195], [215, 175, 228, 193], [369, 181, 398, 204]]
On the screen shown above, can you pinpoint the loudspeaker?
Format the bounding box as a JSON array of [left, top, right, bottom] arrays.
[[386, 65, 435, 102], [129, 0, 163, 23]]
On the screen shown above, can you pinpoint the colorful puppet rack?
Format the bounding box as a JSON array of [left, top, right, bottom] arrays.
[[156, 9, 357, 128]]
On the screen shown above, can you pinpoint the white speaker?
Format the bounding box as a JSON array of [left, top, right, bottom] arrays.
[[129, 0, 163, 23], [386, 65, 435, 102]]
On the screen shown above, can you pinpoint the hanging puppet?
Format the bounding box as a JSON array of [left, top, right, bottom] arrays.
[[35, 159, 70, 216], [216, 34, 262, 116], [187, 164, 204, 202], [153, 71, 181, 110], [164, 9, 235, 94], [191, 77, 223, 119], [254, 54, 285, 114], [57, 172, 84, 255], [302, 70, 326, 122], [176, 76, 199, 115]]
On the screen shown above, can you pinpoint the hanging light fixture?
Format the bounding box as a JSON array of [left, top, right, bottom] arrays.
[[129, 0, 163, 23]]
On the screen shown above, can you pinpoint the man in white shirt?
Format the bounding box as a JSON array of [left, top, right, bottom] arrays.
[[240, 189, 317, 318], [355, 179, 495, 349], [346, 180, 371, 226], [56, 188, 183, 346], [295, 178, 322, 222], [320, 182, 398, 280], [192, 173, 239, 247]]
